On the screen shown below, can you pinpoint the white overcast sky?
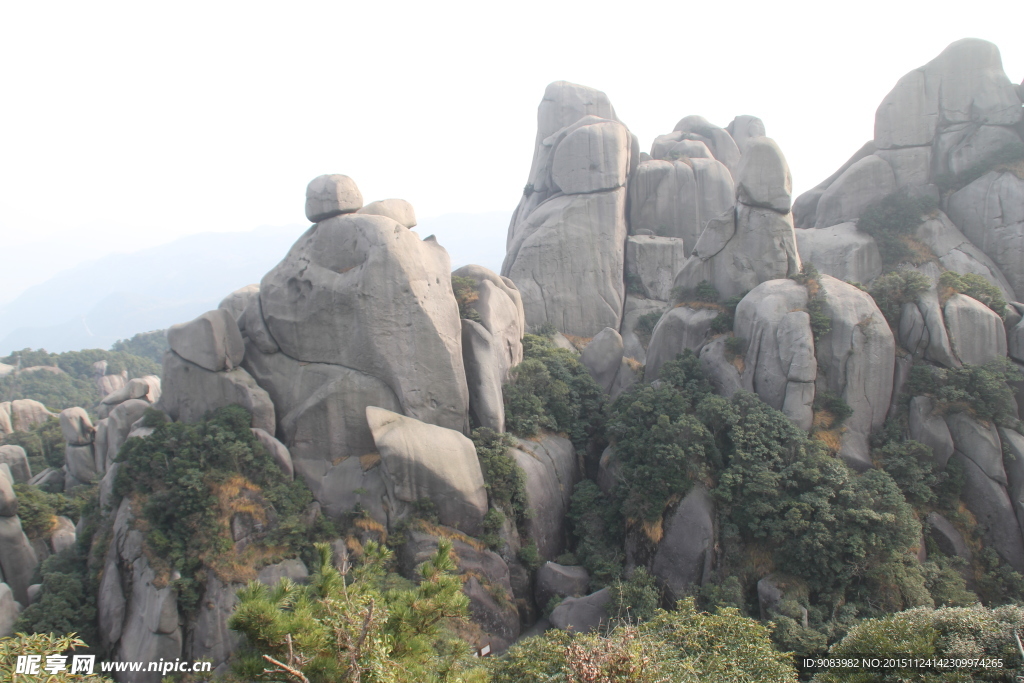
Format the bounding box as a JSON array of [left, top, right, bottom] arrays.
[[1, 0, 1022, 304]]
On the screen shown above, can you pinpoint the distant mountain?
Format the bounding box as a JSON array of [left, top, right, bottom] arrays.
[[0, 211, 511, 355]]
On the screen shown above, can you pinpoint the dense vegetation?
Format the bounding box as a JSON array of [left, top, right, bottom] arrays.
[[856, 191, 937, 267], [2, 415, 65, 473], [110, 329, 169, 364]]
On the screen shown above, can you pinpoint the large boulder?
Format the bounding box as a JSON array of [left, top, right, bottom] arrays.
[[0, 515, 38, 604], [218, 284, 260, 323], [925, 512, 971, 560], [462, 320, 506, 432], [814, 155, 896, 228], [0, 445, 30, 483], [0, 583, 16, 638], [167, 309, 246, 373], [10, 399, 53, 432], [944, 293, 1007, 365], [509, 434, 579, 560], [260, 213, 469, 432], [0, 402, 10, 436], [795, 224, 881, 285], [726, 115, 766, 153], [628, 159, 735, 253], [813, 276, 895, 469], [1000, 427, 1024, 543], [95, 399, 151, 473], [305, 174, 362, 223], [624, 234, 688, 301], [367, 408, 487, 536], [580, 327, 625, 394], [734, 136, 792, 213], [552, 119, 629, 193], [907, 396, 954, 469], [0, 464, 16, 516], [250, 428, 293, 480], [357, 198, 417, 228], [945, 413, 1007, 485], [733, 280, 816, 431], [59, 407, 95, 446], [549, 588, 610, 633], [672, 116, 741, 174], [644, 306, 720, 383], [535, 562, 590, 612], [953, 452, 1024, 573], [451, 265, 525, 381], [159, 351, 275, 433], [620, 297, 670, 364], [947, 171, 1024, 301], [915, 211, 1015, 302], [651, 485, 715, 603]]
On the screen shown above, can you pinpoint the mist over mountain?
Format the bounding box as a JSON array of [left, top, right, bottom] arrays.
[[0, 211, 510, 354]]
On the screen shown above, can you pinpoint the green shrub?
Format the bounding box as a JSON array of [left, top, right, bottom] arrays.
[[502, 334, 605, 448], [874, 440, 943, 507], [2, 417, 65, 472], [470, 428, 528, 523], [790, 261, 820, 285], [15, 547, 99, 649], [518, 540, 542, 571], [481, 507, 506, 550], [868, 269, 932, 327], [813, 390, 853, 428], [633, 311, 662, 348], [12, 483, 82, 539], [857, 191, 938, 267], [625, 273, 646, 296], [609, 567, 660, 624], [724, 335, 747, 358], [709, 292, 746, 335], [451, 275, 482, 323], [694, 280, 719, 303], [908, 358, 1022, 428], [567, 480, 623, 589], [939, 271, 1008, 318], [807, 297, 832, 340]]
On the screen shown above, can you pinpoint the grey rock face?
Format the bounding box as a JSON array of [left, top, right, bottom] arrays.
[[581, 328, 625, 394], [0, 515, 38, 604], [1000, 427, 1024, 544], [552, 119, 630, 193], [0, 583, 16, 638], [947, 171, 1024, 301], [815, 155, 896, 228], [549, 587, 611, 634], [10, 399, 53, 432], [644, 307, 720, 383], [0, 402, 10, 436], [726, 115, 766, 153], [624, 235, 688, 302], [944, 293, 1007, 365], [925, 512, 971, 560], [734, 137, 793, 213], [734, 279, 816, 430], [946, 413, 1007, 485], [59, 407, 95, 446], [0, 464, 16, 516], [915, 211, 1015, 302], [357, 198, 417, 228], [698, 337, 743, 398], [672, 116, 742, 174], [65, 444, 98, 485], [628, 159, 735, 253], [0, 446, 30, 483], [651, 486, 715, 603], [50, 516, 76, 554], [250, 428, 293, 480], [28, 467, 63, 493], [452, 265, 525, 383], [462, 320, 506, 432], [650, 135, 712, 161], [96, 399, 151, 473], [217, 284, 260, 324], [795, 224, 882, 285], [188, 572, 240, 674], [261, 213, 469, 432], [620, 296, 669, 364], [305, 174, 362, 223], [510, 434, 579, 561], [367, 408, 487, 536], [535, 562, 590, 613], [910, 262, 960, 368], [814, 275, 895, 469], [167, 309, 246, 373], [159, 351, 275, 433], [907, 396, 954, 469], [954, 452, 1024, 572]]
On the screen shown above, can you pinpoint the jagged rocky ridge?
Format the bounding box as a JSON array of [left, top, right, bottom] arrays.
[[4, 36, 1024, 679]]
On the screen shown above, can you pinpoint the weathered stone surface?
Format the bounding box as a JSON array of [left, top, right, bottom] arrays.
[[652, 486, 715, 603], [581, 328, 624, 394], [257, 559, 309, 586], [953, 452, 1024, 572], [620, 296, 669, 364], [218, 284, 260, 323], [0, 446, 30, 483], [250, 428, 293, 480], [944, 293, 1007, 365], [0, 515, 38, 604], [550, 587, 610, 633], [628, 159, 735, 253], [188, 572, 240, 674], [734, 137, 792, 213], [726, 115, 766, 153], [675, 205, 800, 302], [1011, 316, 1024, 364], [100, 376, 161, 408], [0, 402, 10, 436], [795, 224, 882, 285], [452, 265, 525, 383], [240, 292, 280, 354], [875, 147, 932, 188], [650, 134, 712, 161], [28, 467, 63, 493], [552, 119, 629, 194], [814, 155, 896, 228], [510, 434, 579, 561], [644, 307, 720, 382], [51, 516, 76, 554], [367, 408, 487, 536], [915, 211, 1015, 302], [357, 198, 417, 228], [946, 412, 1007, 485], [624, 235, 688, 302], [305, 174, 362, 223], [160, 351, 274, 432], [814, 276, 895, 469], [794, 142, 878, 229], [899, 303, 929, 356], [907, 396, 954, 469], [399, 528, 518, 649], [261, 214, 469, 431], [462, 319, 505, 432], [944, 125, 1024, 178], [948, 171, 1024, 301], [10, 399, 53, 432], [1000, 427, 1024, 545], [59, 407, 95, 446], [0, 583, 16, 638], [698, 337, 743, 398], [167, 308, 245, 373], [0, 464, 16, 516], [65, 444, 98, 484], [911, 262, 960, 368], [925, 512, 971, 560], [97, 373, 127, 399], [673, 116, 742, 173], [734, 280, 816, 430], [95, 399, 151, 473], [535, 562, 590, 612]]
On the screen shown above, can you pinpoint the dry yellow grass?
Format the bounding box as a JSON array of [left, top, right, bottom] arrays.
[[901, 236, 937, 265], [623, 356, 644, 373], [994, 158, 1024, 180], [354, 516, 387, 544], [812, 409, 836, 430], [730, 356, 745, 373], [641, 518, 664, 544], [359, 452, 381, 471], [745, 545, 775, 577], [563, 334, 593, 351], [814, 428, 843, 453], [414, 519, 487, 552]]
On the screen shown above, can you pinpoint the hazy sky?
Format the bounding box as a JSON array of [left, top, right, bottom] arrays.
[[1, 0, 1022, 304]]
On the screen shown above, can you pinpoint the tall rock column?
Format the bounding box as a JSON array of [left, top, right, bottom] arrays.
[[502, 82, 636, 337]]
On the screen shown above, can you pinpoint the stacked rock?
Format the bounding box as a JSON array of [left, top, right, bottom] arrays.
[[0, 463, 40, 635]]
